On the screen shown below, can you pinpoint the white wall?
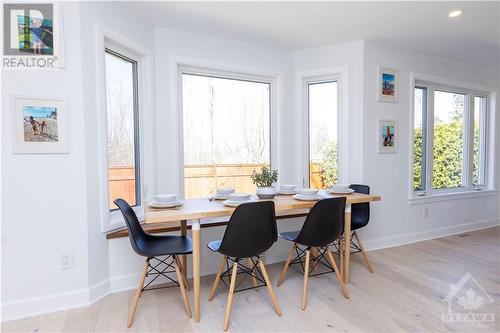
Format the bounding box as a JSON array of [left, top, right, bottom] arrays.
[[1, 6, 499, 322], [1, 2, 90, 319]]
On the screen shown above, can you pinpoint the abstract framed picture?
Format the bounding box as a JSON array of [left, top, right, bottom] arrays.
[[377, 67, 399, 103], [377, 119, 397, 154], [13, 97, 69, 153]]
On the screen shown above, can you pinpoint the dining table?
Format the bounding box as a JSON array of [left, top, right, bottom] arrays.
[[144, 192, 381, 322]]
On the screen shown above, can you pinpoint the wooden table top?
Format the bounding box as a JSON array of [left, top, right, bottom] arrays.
[[144, 193, 381, 224]]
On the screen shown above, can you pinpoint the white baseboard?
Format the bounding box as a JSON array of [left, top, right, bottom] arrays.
[[363, 218, 500, 251], [2, 218, 498, 322]]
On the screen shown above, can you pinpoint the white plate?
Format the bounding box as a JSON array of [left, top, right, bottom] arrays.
[[222, 199, 256, 207], [328, 189, 355, 194], [292, 194, 324, 201], [278, 190, 298, 195], [147, 200, 183, 208], [212, 194, 230, 200]]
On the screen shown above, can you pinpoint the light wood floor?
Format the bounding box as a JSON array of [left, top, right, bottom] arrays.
[[3, 227, 499, 333]]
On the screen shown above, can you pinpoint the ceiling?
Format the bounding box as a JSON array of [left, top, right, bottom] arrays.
[[121, 1, 500, 67]]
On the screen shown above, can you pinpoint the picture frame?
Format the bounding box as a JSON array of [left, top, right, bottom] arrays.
[[377, 67, 399, 103], [377, 119, 397, 154], [12, 96, 69, 153]]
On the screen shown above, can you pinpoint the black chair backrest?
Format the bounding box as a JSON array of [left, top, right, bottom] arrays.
[[218, 201, 277, 258], [114, 198, 148, 257], [349, 184, 370, 229], [295, 197, 346, 247]]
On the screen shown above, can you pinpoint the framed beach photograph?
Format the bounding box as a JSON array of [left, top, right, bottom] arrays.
[[13, 97, 69, 153], [377, 67, 399, 103], [377, 119, 397, 153]]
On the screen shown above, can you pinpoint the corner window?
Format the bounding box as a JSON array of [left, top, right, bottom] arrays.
[[412, 81, 489, 195], [104, 48, 141, 209]]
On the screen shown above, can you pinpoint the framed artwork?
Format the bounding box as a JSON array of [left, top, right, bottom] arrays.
[[377, 119, 397, 153], [13, 97, 69, 153], [377, 67, 399, 103]]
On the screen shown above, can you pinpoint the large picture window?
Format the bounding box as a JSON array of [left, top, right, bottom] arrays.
[[181, 72, 271, 198], [412, 81, 488, 194], [104, 48, 141, 209], [307, 80, 339, 189]]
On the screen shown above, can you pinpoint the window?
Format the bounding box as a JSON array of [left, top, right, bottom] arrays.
[[412, 81, 488, 195], [413, 87, 427, 191], [307, 80, 339, 189], [105, 48, 140, 209], [181, 72, 271, 198], [473, 96, 487, 187]]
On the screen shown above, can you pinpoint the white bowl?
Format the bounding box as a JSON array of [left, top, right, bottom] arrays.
[[229, 192, 252, 202], [280, 184, 296, 191], [331, 184, 350, 192], [298, 188, 319, 197], [217, 188, 235, 196], [154, 193, 179, 203]]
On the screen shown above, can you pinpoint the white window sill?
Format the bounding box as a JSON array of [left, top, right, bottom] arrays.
[[408, 190, 497, 205]]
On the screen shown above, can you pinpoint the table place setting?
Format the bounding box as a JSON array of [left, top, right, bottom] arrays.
[[211, 188, 235, 200], [327, 184, 355, 194], [222, 192, 256, 207], [147, 194, 183, 208], [292, 188, 325, 201], [277, 184, 298, 195]]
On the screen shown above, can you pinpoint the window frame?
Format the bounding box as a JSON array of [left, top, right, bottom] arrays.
[[304, 77, 341, 188], [410, 76, 491, 201], [104, 47, 142, 211], [95, 25, 155, 233], [297, 68, 348, 189], [177, 65, 279, 199]]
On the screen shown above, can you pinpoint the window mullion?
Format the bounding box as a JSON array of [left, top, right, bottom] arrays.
[[425, 87, 435, 194], [464, 94, 474, 190]]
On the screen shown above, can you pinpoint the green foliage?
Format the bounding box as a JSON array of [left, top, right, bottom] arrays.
[[413, 118, 480, 190], [319, 140, 338, 187], [251, 166, 278, 187]]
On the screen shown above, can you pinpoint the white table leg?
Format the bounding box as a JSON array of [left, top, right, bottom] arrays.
[[344, 203, 351, 284], [192, 219, 201, 322]]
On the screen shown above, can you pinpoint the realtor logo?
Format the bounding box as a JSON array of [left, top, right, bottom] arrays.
[[442, 272, 495, 329], [3, 3, 62, 69]]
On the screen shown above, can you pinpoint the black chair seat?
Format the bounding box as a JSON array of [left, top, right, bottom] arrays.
[[139, 235, 192, 257], [207, 240, 222, 252], [278, 231, 300, 242]]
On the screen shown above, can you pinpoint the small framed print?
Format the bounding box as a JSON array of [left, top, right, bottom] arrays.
[[377, 67, 399, 103], [13, 96, 69, 153], [378, 119, 397, 154]]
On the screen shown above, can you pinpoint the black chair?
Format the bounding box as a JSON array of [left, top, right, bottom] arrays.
[[114, 198, 192, 327], [207, 201, 282, 331], [334, 184, 374, 274], [277, 197, 349, 310]]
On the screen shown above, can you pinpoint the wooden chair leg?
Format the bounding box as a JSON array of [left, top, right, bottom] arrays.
[[180, 220, 189, 290], [326, 248, 350, 299], [127, 258, 149, 327], [257, 259, 282, 316], [277, 243, 296, 287], [178, 257, 190, 291], [223, 261, 238, 331], [354, 231, 374, 273], [173, 256, 192, 318], [301, 250, 310, 311], [338, 236, 344, 278], [209, 256, 227, 301], [248, 258, 258, 288]]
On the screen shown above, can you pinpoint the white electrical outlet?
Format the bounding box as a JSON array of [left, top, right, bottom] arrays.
[[61, 253, 73, 270], [423, 207, 429, 219]]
